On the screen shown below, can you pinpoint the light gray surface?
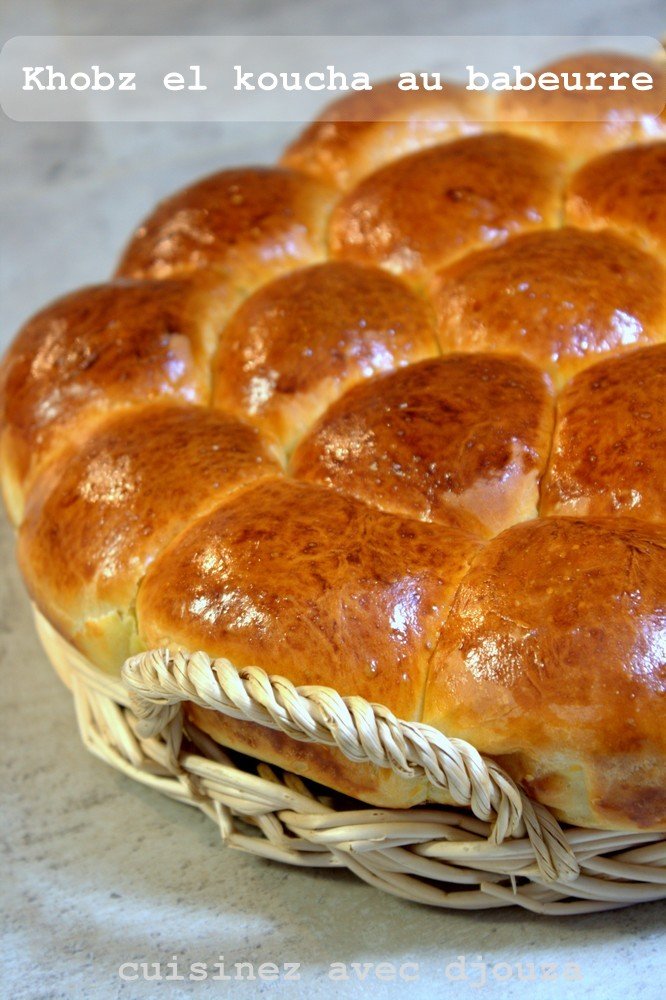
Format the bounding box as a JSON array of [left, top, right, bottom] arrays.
[[1, 2, 665, 998]]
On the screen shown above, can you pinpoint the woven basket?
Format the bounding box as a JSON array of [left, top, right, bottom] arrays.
[[33, 607, 666, 916]]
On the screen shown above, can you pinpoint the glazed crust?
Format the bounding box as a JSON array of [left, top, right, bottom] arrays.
[[430, 227, 666, 384], [281, 80, 492, 190], [329, 134, 565, 279], [423, 517, 666, 830], [291, 354, 554, 535], [496, 52, 666, 163], [212, 261, 439, 451], [18, 404, 281, 670], [136, 478, 482, 721], [566, 142, 666, 257], [3, 50, 665, 829], [115, 167, 337, 286], [0, 277, 232, 522], [541, 345, 666, 522]]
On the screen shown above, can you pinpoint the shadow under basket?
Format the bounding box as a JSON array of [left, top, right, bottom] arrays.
[[34, 607, 666, 916]]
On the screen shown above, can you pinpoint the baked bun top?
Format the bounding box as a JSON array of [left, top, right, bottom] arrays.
[[329, 134, 565, 278], [430, 226, 665, 384], [0, 277, 240, 521], [18, 403, 280, 668], [116, 167, 337, 287], [566, 142, 666, 256], [292, 353, 553, 535], [424, 516, 666, 829], [281, 80, 492, 190], [137, 477, 481, 721], [2, 50, 665, 829], [541, 344, 666, 523], [496, 52, 666, 162], [211, 261, 438, 451]]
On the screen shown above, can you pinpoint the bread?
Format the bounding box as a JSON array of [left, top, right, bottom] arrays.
[[424, 517, 666, 830], [2, 50, 665, 829], [430, 227, 665, 385], [495, 52, 666, 163], [291, 353, 554, 535], [17, 403, 281, 670], [212, 261, 439, 451], [281, 81, 492, 190], [328, 133, 566, 278]]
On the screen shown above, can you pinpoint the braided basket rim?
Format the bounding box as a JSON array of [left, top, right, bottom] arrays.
[[31, 606, 666, 916]]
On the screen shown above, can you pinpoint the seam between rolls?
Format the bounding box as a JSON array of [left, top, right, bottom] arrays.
[[415, 533, 489, 726], [131, 469, 287, 645], [536, 378, 561, 518]]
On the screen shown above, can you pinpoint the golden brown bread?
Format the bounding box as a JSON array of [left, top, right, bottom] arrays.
[[0, 277, 233, 523], [496, 52, 666, 163], [329, 133, 565, 280], [423, 517, 666, 830], [17, 404, 281, 670], [281, 80, 492, 190], [541, 345, 666, 522], [115, 167, 336, 287], [136, 478, 482, 716], [2, 50, 665, 829], [566, 142, 666, 257], [283, 54, 665, 190], [291, 354, 554, 535], [136, 477, 482, 807], [430, 227, 666, 385], [212, 261, 439, 452]]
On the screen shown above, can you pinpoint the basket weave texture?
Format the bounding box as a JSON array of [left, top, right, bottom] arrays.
[[34, 608, 666, 916]]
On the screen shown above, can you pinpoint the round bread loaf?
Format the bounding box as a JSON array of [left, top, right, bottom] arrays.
[[2, 51, 665, 830]]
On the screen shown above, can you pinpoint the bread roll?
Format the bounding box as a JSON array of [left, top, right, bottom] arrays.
[[423, 517, 666, 830], [136, 478, 481, 715], [541, 344, 666, 522], [496, 52, 666, 164], [2, 50, 664, 830], [566, 142, 666, 257], [430, 227, 665, 385], [329, 134, 565, 279], [136, 478, 481, 806], [116, 167, 336, 288], [281, 80, 492, 190], [0, 277, 232, 523], [18, 404, 281, 670], [212, 261, 439, 452], [292, 354, 554, 535]]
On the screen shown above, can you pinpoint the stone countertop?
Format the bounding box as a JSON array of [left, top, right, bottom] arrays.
[[1, 2, 665, 998]]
